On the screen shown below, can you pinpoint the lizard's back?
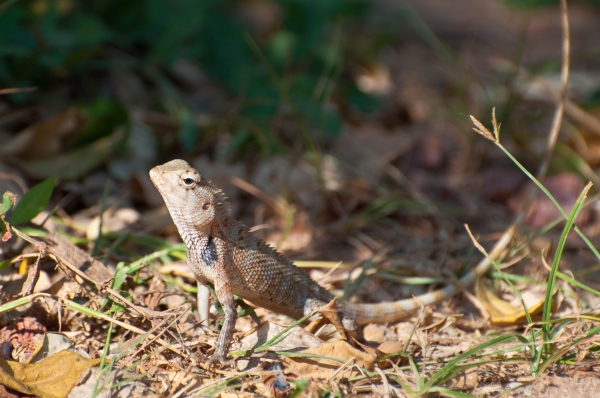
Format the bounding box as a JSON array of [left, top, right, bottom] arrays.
[[222, 219, 337, 319]]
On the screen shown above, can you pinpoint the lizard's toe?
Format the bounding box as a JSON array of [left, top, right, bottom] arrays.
[[206, 352, 234, 369]]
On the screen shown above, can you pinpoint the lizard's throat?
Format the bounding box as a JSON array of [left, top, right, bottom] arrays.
[[167, 211, 211, 244]]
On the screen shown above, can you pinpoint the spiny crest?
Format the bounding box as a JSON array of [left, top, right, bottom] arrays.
[[199, 176, 231, 216], [234, 219, 297, 270]]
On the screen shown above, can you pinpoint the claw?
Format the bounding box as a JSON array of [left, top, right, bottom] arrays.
[[205, 352, 234, 369], [205, 353, 223, 368]]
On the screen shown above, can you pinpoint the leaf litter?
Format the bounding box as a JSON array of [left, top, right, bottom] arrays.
[[3, 1, 600, 397]]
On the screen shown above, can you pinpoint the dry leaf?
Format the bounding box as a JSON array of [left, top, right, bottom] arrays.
[[363, 324, 386, 343], [17, 130, 123, 180], [283, 340, 375, 380], [446, 367, 479, 390], [66, 366, 110, 398], [0, 349, 101, 398], [0, 109, 85, 158], [310, 298, 347, 340], [86, 207, 141, 240], [28, 333, 90, 364], [377, 340, 405, 356], [475, 279, 545, 325]]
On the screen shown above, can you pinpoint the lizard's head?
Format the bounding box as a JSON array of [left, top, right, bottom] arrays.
[[149, 159, 231, 232]]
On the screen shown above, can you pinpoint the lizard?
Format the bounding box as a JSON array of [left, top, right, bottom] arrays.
[[149, 159, 514, 365]]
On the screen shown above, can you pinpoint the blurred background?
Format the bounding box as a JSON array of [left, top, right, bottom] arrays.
[[2, 0, 600, 264], [5, 3, 600, 395]]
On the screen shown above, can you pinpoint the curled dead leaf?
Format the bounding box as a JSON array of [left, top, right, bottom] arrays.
[[0, 349, 101, 398], [475, 279, 546, 325]]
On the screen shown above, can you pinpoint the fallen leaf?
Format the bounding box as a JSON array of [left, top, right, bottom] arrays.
[[0, 109, 85, 158], [16, 131, 123, 181], [363, 324, 386, 343], [259, 361, 289, 397], [445, 366, 479, 390], [0, 349, 101, 398], [67, 366, 110, 398], [475, 279, 545, 325], [282, 340, 376, 380], [377, 340, 405, 357], [86, 207, 141, 240], [28, 333, 90, 364]]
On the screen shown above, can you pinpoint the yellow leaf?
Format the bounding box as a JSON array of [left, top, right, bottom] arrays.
[[18, 259, 28, 274], [0, 349, 101, 398], [475, 279, 545, 325]]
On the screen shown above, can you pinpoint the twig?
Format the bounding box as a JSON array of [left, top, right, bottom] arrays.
[[11, 227, 171, 319], [0, 87, 37, 95], [19, 251, 43, 296]]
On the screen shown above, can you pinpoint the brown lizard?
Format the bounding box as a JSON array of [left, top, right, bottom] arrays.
[[150, 159, 514, 364]]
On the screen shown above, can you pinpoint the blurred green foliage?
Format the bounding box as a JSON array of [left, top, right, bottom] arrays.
[[505, 0, 600, 7], [8, 176, 55, 226], [0, 0, 385, 155]]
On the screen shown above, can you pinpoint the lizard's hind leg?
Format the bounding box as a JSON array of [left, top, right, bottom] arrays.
[[303, 298, 361, 343]]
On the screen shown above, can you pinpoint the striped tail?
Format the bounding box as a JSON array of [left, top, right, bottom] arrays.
[[339, 226, 515, 325]]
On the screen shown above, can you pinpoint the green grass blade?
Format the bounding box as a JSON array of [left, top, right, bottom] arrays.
[[93, 318, 114, 398], [408, 355, 422, 391], [0, 295, 39, 313], [542, 182, 591, 337], [422, 334, 516, 392], [429, 387, 477, 398]]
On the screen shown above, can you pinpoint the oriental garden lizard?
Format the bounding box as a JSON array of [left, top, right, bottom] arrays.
[[150, 159, 514, 365]]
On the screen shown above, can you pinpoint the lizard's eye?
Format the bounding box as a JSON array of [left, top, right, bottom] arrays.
[[182, 176, 196, 187]]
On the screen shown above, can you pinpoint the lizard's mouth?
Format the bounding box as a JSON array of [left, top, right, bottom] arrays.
[[149, 168, 173, 201], [149, 167, 164, 188]]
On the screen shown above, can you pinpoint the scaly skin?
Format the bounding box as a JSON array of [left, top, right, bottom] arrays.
[[150, 159, 514, 364]]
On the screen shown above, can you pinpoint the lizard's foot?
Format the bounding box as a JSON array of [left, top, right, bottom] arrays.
[[315, 298, 355, 340], [205, 352, 234, 369]]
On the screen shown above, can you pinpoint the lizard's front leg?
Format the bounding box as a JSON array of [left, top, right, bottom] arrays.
[[197, 281, 210, 326], [208, 260, 236, 365]]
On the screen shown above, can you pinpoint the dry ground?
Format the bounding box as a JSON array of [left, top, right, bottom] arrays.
[[3, 0, 600, 396]]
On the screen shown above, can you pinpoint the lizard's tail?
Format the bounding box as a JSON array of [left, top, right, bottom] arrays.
[[339, 226, 515, 325]]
